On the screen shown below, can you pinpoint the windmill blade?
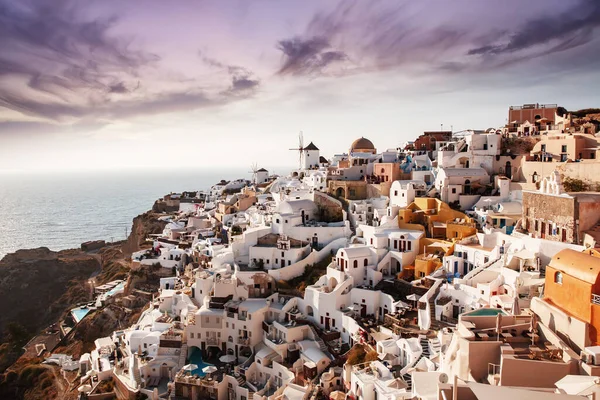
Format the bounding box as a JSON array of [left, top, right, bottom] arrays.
[[299, 131, 304, 150]]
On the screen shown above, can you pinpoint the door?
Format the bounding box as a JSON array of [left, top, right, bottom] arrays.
[[161, 364, 169, 378], [541, 221, 546, 239], [361, 304, 367, 318]]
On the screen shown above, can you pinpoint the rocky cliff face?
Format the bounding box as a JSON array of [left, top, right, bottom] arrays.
[[0, 248, 100, 339], [121, 211, 168, 256]]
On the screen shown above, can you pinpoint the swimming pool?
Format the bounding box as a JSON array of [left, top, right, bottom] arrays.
[[469, 308, 506, 316], [188, 347, 214, 377], [71, 307, 90, 323], [106, 282, 125, 297]]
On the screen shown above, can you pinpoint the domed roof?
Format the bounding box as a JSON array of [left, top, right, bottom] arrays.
[[351, 137, 375, 151]]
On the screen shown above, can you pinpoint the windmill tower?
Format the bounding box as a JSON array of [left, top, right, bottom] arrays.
[[289, 131, 304, 169], [249, 162, 259, 185]]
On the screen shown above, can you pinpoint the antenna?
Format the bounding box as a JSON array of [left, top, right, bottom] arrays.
[[288, 131, 304, 169], [248, 163, 259, 184]]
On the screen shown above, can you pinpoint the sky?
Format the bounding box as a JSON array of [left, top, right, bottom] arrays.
[[1, 0, 599, 173]]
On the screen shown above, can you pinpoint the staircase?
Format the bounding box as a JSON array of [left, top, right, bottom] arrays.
[[236, 374, 246, 386], [309, 325, 329, 354], [429, 337, 442, 356], [178, 343, 188, 369], [132, 360, 142, 387], [401, 336, 431, 391], [402, 372, 412, 390], [428, 285, 441, 327]]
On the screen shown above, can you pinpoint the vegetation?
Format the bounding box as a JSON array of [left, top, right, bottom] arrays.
[[95, 378, 115, 394], [231, 225, 243, 236], [570, 108, 600, 118], [277, 255, 333, 294], [562, 177, 589, 192], [0, 359, 57, 399], [346, 344, 378, 366], [502, 136, 537, 154]]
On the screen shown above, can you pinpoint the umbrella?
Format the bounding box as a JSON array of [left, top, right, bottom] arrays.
[[330, 390, 346, 400], [202, 365, 217, 375], [406, 294, 420, 301], [182, 364, 197, 372], [78, 384, 92, 393], [219, 354, 236, 363]]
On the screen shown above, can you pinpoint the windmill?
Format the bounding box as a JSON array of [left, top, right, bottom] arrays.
[[249, 162, 259, 184], [289, 131, 304, 169]]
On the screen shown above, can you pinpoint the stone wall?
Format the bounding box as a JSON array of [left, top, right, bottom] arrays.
[[314, 192, 343, 222], [522, 192, 576, 243]]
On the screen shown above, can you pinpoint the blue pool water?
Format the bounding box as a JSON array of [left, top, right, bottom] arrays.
[[106, 282, 125, 296], [469, 308, 506, 316], [188, 347, 214, 376], [71, 307, 90, 323]]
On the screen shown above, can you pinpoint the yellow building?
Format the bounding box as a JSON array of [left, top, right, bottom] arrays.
[[398, 198, 476, 240], [414, 254, 443, 279]]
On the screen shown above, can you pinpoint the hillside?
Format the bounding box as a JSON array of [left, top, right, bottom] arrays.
[[0, 248, 100, 372]]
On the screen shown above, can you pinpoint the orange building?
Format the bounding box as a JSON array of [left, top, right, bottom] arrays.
[[398, 198, 476, 240], [544, 249, 600, 345]]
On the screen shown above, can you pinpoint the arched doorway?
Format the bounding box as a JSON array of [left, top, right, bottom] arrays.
[[336, 187, 345, 198], [306, 305, 314, 317], [328, 277, 338, 290], [161, 363, 170, 378], [464, 179, 471, 195], [505, 161, 512, 180]]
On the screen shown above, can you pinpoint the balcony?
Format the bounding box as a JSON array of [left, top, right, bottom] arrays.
[[238, 337, 250, 346], [206, 337, 219, 346]]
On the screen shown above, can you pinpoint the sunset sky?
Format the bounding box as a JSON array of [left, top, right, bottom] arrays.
[[1, 0, 599, 172]]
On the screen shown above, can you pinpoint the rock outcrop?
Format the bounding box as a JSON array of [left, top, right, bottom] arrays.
[[121, 211, 168, 256]]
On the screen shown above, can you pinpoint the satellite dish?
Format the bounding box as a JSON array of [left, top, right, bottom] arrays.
[[439, 373, 449, 384]]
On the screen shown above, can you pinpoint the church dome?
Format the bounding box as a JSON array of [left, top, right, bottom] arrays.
[[351, 137, 376, 152]]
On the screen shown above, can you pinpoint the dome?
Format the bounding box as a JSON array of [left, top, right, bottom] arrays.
[[351, 137, 375, 152]]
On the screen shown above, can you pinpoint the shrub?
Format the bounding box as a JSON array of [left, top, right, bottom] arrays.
[[563, 177, 589, 192], [346, 345, 367, 365]]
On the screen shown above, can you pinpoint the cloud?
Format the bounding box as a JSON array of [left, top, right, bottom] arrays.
[[276, 37, 347, 76], [199, 53, 261, 94], [468, 0, 600, 57], [0, 0, 263, 124], [108, 81, 134, 94], [275, 0, 600, 78]]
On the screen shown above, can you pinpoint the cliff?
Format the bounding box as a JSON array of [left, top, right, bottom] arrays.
[[121, 211, 168, 256], [0, 248, 100, 374]]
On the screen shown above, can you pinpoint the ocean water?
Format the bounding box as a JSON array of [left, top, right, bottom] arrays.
[[0, 168, 251, 259]]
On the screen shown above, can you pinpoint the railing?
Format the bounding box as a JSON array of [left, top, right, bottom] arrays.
[[592, 294, 600, 306], [238, 337, 250, 346], [488, 363, 500, 376], [206, 337, 219, 346]]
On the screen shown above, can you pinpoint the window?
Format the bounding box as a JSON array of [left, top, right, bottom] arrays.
[[190, 332, 194, 338], [452, 188, 457, 194], [364, 258, 368, 266], [394, 190, 398, 196], [353, 260, 358, 268], [541, 144, 546, 152], [561, 145, 567, 153], [276, 219, 280, 224], [555, 271, 563, 285]]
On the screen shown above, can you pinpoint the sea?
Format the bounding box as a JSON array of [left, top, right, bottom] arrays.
[[0, 168, 267, 260]]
